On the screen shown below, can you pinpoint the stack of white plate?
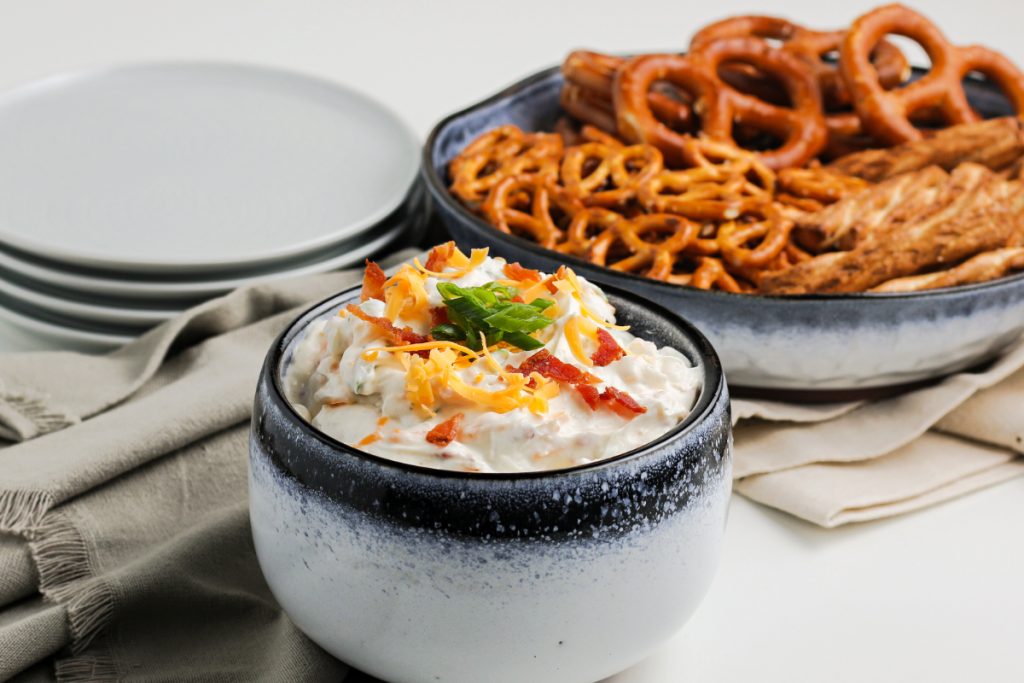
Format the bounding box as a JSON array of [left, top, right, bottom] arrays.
[[0, 62, 423, 351]]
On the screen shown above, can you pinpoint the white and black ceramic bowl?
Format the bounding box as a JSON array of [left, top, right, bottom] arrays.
[[249, 282, 731, 683], [422, 65, 1024, 397]]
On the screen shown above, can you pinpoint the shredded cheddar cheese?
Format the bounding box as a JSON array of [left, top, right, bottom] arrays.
[[554, 269, 631, 331], [384, 265, 430, 323], [361, 340, 481, 362], [414, 246, 488, 279], [564, 315, 598, 367]]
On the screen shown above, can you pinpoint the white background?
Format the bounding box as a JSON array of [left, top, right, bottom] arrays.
[[0, 1, 1022, 681]]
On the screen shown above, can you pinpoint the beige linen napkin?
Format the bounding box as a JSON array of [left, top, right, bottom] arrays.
[[732, 339, 1024, 527], [0, 250, 416, 681]]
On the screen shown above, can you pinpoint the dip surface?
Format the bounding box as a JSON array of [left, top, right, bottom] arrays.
[[285, 244, 701, 473]]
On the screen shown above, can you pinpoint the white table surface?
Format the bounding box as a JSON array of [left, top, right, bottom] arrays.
[[1, 1, 1021, 680]]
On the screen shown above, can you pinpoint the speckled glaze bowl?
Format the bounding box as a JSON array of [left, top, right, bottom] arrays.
[[422, 65, 1024, 395], [249, 282, 731, 683]]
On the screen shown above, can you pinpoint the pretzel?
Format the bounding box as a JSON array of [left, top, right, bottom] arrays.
[[449, 128, 563, 206], [615, 39, 828, 170], [562, 51, 695, 133], [481, 175, 580, 249], [589, 214, 700, 280], [558, 141, 664, 208], [716, 209, 795, 269], [690, 15, 909, 110], [666, 256, 745, 292], [777, 166, 869, 202], [840, 4, 1024, 144], [559, 207, 622, 256]]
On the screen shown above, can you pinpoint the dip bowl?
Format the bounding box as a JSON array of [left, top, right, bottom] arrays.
[[249, 281, 732, 683]]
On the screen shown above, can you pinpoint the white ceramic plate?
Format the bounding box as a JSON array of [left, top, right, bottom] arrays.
[[0, 295, 134, 351], [0, 207, 420, 303], [0, 62, 420, 274], [0, 276, 177, 327]]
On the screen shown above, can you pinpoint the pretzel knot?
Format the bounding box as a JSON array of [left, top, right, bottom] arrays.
[[561, 141, 665, 207], [561, 50, 695, 135], [667, 256, 744, 292], [614, 38, 828, 170], [481, 175, 581, 249], [449, 128, 563, 206], [717, 209, 795, 269], [840, 3, 1024, 144], [690, 15, 909, 111], [637, 145, 775, 220], [559, 207, 622, 256], [589, 214, 700, 281]]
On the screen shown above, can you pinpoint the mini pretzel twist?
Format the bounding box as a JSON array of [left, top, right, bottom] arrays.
[[482, 175, 581, 249], [840, 3, 1024, 144], [667, 256, 745, 292], [637, 143, 775, 220], [449, 129, 563, 206], [558, 207, 623, 256], [587, 214, 700, 281], [716, 209, 796, 269]]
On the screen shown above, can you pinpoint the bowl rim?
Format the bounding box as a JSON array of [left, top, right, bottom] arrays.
[[265, 277, 728, 483], [421, 62, 1024, 303]]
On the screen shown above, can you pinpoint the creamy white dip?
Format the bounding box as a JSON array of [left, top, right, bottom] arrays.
[[285, 246, 701, 473]]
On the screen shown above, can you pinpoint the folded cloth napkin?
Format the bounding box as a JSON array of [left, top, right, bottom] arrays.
[[1, 247, 1021, 679], [732, 339, 1024, 526], [0, 249, 419, 681]]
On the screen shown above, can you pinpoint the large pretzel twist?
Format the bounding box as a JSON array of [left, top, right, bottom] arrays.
[[561, 51, 695, 134], [840, 3, 1024, 144], [614, 38, 828, 170], [690, 15, 909, 111]]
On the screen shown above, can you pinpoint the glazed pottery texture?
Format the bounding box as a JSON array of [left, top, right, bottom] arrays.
[[249, 284, 732, 683], [422, 65, 1024, 392]]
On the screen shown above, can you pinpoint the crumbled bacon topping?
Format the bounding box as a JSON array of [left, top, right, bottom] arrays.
[[503, 261, 542, 282], [345, 304, 429, 346], [574, 384, 646, 418], [601, 386, 646, 417], [591, 328, 625, 367], [429, 306, 450, 327], [360, 260, 387, 302], [424, 242, 456, 271], [574, 383, 601, 410], [506, 349, 600, 386], [426, 413, 464, 447]]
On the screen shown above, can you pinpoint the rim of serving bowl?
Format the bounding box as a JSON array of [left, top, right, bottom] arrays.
[[421, 63, 1024, 303], [265, 279, 727, 483]]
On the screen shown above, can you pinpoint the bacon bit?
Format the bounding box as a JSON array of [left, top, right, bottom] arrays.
[[429, 306, 450, 327], [591, 328, 625, 367], [506, 349, 600, 386], [503, 261, 542, 282], [426, 413, 464, 447], [574, 384, 646, 418], [345, 304, 430, 348], [424, 242, 456, 272], [601, 386, 647, 417], [360, 260, 387, 302], [575, 383, 601, 410]]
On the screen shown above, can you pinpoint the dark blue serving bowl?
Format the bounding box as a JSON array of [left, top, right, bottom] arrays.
[[423, 64, 1024, 395], [250, 281, 731, 683]]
